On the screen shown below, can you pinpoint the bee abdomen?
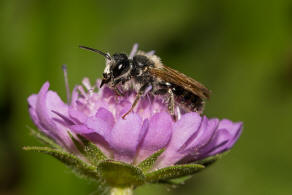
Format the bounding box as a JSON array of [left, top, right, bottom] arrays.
[[171, 85, 204, 112]]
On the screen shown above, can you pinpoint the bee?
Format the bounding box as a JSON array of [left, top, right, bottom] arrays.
[[79, 44, 210, 120]]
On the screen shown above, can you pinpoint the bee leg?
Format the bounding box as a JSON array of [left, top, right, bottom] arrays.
[[122, 84, 150, 119], [167, 88, 176, 121], [113, 86, 124, 96], [112, 79, 125, 96]]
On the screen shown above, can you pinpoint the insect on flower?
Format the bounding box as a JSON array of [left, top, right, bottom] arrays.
[[79, 44, 210, 120]]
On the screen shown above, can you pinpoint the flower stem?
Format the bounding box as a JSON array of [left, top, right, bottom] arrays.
[[110, 187, 133, 195]]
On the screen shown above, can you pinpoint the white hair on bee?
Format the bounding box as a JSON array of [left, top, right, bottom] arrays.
[[104, 53, 112, 74], [137, 50, 163, 68]]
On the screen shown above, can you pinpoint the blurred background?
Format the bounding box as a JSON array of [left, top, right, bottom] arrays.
[[1, 0, 292, 194]]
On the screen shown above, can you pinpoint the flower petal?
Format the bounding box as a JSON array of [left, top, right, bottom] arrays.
[[70, 125, 93, 134], [36, 82, 57, 133], [136, 112, 173, 163], [28, 95, 39, 125], [95, 107, 115, 129], [28, 94, 55, 138], [86, 117, 107, 137], [207, 120, 242, 156], [28, 94, 37, 108], [69, 107, 114, 141], [184, 117, 219, 153], [69, 107, 88, 124], [35, 82, 74, 150], [218, 119, 243, 148], [169, 112, 202, 152], [110, 113, 145, 163], [154, 112, 203, 168], [197, 120, 243, 159]]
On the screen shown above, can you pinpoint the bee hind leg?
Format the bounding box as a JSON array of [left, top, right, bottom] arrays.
[[167, 89, 177, 121], [153, 87, 176, 121]]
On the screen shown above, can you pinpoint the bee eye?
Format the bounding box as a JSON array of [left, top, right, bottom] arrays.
[[111, 53, 130, 77], [113, 62, 129, 77]]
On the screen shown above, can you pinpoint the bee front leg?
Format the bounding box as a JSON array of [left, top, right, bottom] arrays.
[[167, 88, 176, 121], [113, 86, 124, 96], [122, 84, 150, 119], [112, 79, 125, 96]]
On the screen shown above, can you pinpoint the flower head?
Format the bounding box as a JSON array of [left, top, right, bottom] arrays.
[[28, 77, 242, 169]]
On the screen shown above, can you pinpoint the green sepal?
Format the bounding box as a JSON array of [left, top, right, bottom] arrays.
[[161, 175, 192, 185], [137, 149, 164, 173], [77, 134, 107, 165], [98, 160, 145, 187], [68, 131, 84, 153], [23, 146, 99, 180], [195, 151, 230, 167], [28, 126, 61, 149], [158, 175, 192, 187], [68, 132, 107, 166], [145, 164, 204, 183]]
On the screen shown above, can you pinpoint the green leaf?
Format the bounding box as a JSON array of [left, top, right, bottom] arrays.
[[28, 126, 61, 149], [77, 135, 107, 166], [137, 149, 165, 173], [195, 151, 230, 167], [98, 160, 145, 187], [23, 146, 99, 180], [145, 164, 204, 183]]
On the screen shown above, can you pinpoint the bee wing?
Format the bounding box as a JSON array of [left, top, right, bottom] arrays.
[[149, 65, 210, 99]]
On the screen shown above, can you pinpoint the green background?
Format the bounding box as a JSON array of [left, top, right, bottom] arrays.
[[1, 0, 292, 194]]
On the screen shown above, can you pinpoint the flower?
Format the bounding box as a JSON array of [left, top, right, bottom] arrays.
[[26, 45, 243, 193], [27, 77, 242, 169]]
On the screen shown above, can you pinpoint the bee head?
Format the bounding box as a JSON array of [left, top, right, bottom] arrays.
[[79, 45, 131, 88], [100, 53, 130, 87]]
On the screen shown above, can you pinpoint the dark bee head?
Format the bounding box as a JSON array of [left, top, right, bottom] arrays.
[[100, 53, 130, 88], [79, 46, 131, 88]]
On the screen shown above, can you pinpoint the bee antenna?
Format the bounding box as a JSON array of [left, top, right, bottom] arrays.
[[79, 45, 112, 61]]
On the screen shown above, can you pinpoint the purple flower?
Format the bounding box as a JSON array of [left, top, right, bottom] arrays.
[[28, 77, 242, 168]]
